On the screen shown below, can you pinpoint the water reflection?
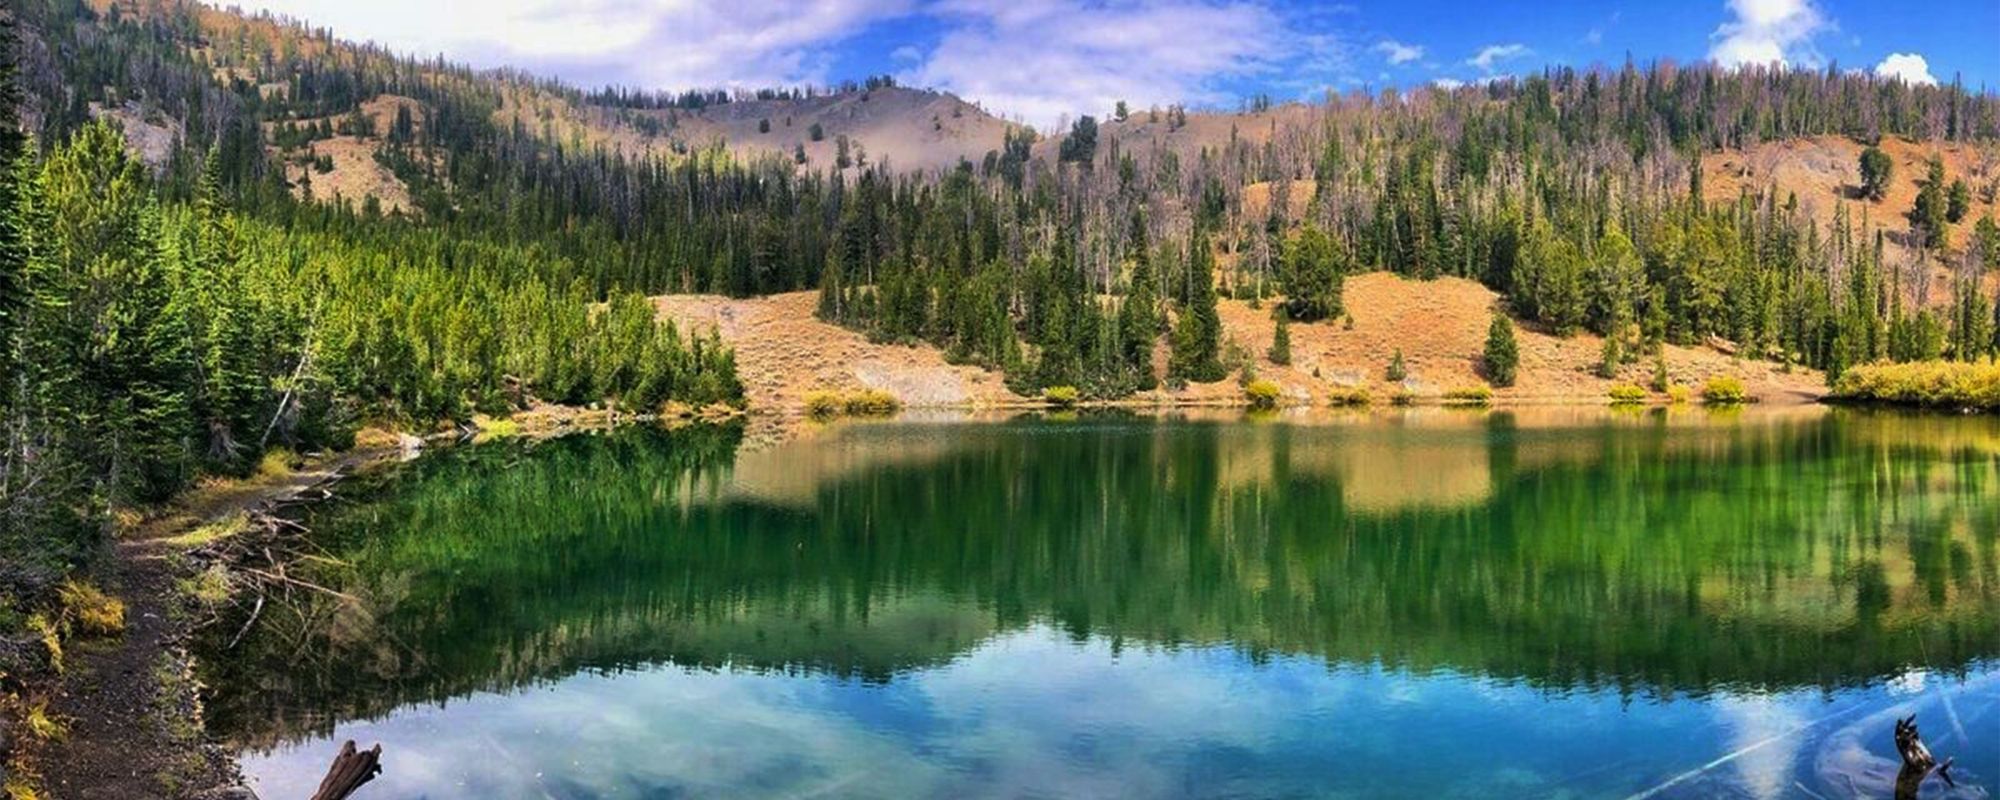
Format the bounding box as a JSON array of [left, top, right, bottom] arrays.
[[199, 408, 2000, 798]]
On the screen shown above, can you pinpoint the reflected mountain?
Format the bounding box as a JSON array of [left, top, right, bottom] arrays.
[[200, 410, 2000, 749]]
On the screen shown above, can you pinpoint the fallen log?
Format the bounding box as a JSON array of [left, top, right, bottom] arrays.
[[1893, 714, 1955, 800], [310, 739, 383, 800]]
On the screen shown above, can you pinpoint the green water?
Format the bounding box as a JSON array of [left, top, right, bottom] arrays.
[[199, 408, 2000, 798]]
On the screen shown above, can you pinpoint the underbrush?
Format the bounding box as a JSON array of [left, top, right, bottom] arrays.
[[1442, 384, 1494, 405], [1830, 360, 2000, 410], [804, 389, 902, 418]]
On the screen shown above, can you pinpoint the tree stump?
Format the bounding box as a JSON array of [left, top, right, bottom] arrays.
[[309, 740, 383, 800], [1893, 715, 1954, 800]]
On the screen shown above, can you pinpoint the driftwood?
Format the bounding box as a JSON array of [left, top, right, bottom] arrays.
[[1893, 715, 1955, 799], [309, 739, 383, 800]]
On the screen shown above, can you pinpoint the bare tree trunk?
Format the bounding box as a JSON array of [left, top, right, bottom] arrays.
[[310, 740, 383, 800]]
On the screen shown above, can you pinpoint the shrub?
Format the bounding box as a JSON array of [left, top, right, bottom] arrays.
[[1244, 380, 1283, 408], [256, 447, 298, 477], [1666, 383, 1692, 404], [1043, 385, 1081, 407], [1443, 384, 1494, 405], [843, 389, 901, 416], [1385, 349, 1407, 381], [59, 581, 125, 637], [1326, 386, 1372, 406], [1830, 360, 2000, 409], [803, 390, 843, 418], [1390, 389, 1416, 406], [1607, 383, 1647, 404], [1700, 376, 1751, 404]]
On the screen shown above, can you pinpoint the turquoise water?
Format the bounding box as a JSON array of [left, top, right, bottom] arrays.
[[200, 409, 2000, 798]]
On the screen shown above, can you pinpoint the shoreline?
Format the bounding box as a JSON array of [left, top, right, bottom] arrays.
[[16, 406, 738, 800]]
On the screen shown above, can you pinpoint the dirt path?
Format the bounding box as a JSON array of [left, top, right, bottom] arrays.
[[38, 448, 391, 799]]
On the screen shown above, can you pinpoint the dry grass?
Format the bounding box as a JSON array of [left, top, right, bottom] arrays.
[[160, 511, 249, 549], [57, 581, 125, 638]]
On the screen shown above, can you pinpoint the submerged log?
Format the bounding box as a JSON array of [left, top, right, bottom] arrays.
[[1893, 715, 1954, 800], [309, 739, 382, 800]]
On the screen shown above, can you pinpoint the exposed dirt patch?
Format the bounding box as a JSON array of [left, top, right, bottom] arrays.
[[1179, 272, 1826, 405], [286, 135, 412, 215], [654, 292, 1026, 413]]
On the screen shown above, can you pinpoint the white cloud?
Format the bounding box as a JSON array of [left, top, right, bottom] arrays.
[[1873, 52, 1937, 85], [217, 0, 1359, 128], [1374, 39, 1424, 65], [1467, 43, 1530, 74], [215, 0, 913, 90], [1708, 0, 1829, 69], [1431, 78, 1465, 90], [906, 0, 1288, 128]]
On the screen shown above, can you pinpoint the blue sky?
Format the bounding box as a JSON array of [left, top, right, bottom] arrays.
[[218, 0, 2000, 127]]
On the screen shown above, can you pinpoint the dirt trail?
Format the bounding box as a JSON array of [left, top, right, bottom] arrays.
[[37, 449, 389, 799], [658, 273, 1826, 412]]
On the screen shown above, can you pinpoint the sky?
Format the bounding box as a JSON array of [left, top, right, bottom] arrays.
[[212, 0, 2000, 128]]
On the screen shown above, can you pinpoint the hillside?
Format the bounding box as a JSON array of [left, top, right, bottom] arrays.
[[1703, 134, 2000, 306], [659, 272, 1825, 413]]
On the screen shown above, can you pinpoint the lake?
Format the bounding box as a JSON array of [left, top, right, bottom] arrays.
[[198, 407, 2000, 799]]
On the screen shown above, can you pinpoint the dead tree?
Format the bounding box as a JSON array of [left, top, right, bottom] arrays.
[[1893, 715, 1954, 800], [310, 740, 383, 800]]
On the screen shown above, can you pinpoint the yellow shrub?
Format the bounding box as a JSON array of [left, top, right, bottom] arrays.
[[1043, 386, 1080, 407], [1700, 376, 1750, 404], [1326, 386, 1372, 406], [803, 390, 843, 417], [1442, 384, 1494, 405], [843, 389, 901, 416], [1244, 380, 1282, 408], [255, 447, 298, 478], [1607, 383, 1647, 404], [1665, 383, 1692, 404], [59, 581, 125, 637], [1390, 389, 1416, 406], [1831, 360, 2000, 409]]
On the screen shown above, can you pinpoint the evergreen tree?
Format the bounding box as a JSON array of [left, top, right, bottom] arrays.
[[1116, 211, 1161, 388], [1267, 307, 1291, 366], [1859, 146, 1893, 201], [1484, 309, 1519, 387], [1169, 230, 1224, 383]]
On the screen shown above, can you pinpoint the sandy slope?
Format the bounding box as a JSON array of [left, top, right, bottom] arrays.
[[654, 273, 1826, 414], [653, 292, 1025, 414]]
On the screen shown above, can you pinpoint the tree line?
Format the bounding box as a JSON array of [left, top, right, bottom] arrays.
[[0, 11, 741, 618]]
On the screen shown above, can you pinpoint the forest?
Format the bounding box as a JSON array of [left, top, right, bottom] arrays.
[[0, 7, 743, 627]]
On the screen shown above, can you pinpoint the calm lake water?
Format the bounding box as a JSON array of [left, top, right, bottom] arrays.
[[199, 408, 2000, 799]]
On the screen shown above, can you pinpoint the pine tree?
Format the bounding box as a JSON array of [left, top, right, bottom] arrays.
[[1267, 307, 1292, 366], [1169, 229, 1224, 383], [1484, 309, 1519, 387], [1116, 211, 1161, 387]]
